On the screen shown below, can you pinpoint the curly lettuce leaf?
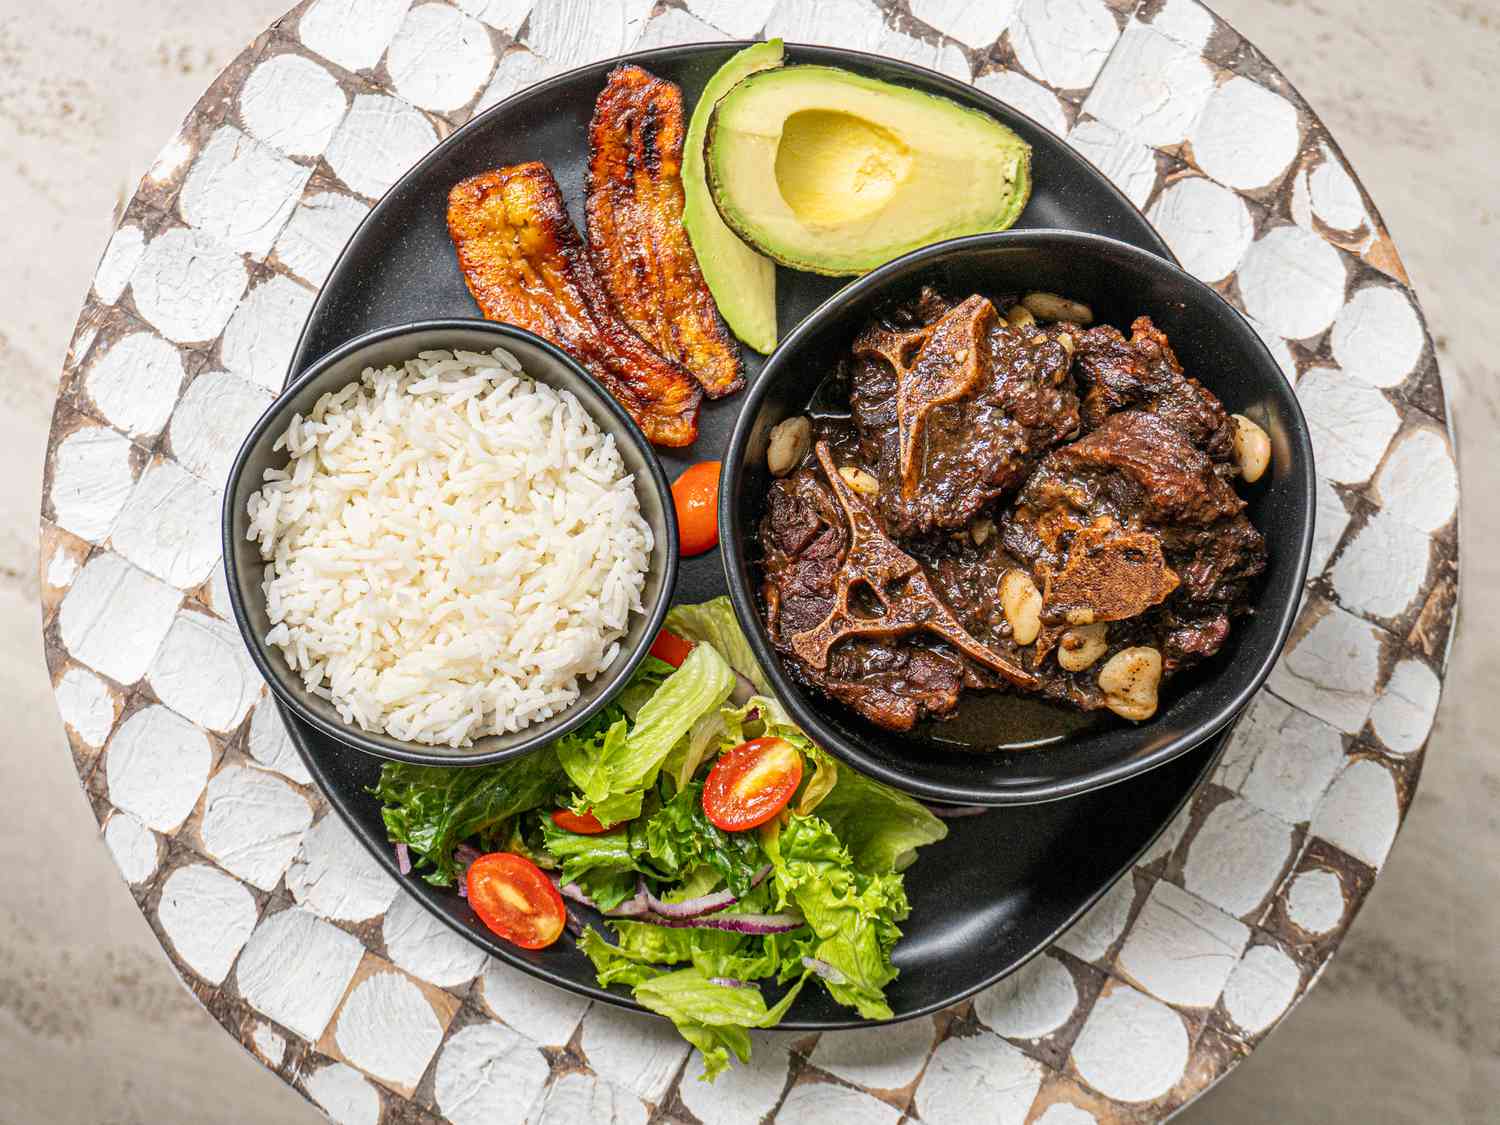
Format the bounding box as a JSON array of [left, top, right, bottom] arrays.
[[643, 782, 766, 895], [537, 817, 639, 909], [371, 752, 567, 885], [765, 814, 910, 1020]]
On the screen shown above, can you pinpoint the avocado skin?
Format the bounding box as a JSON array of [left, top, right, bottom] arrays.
[[705, 65, 1033, 277], [681, 40, 784, 353]]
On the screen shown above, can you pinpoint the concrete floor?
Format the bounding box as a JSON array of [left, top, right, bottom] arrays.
[[1, 1, 1494, 1122]]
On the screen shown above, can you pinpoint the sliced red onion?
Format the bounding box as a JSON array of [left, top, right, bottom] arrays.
[[454, 843, 482, 867], [549, 869, 781, 926], [556, 880, 597, 909], [641, 865, 771, 919], [546, 875, 642, 917], [563, 907, 583, 937], [802, 956, 847, 985], [394, 843, 411, 876], [639, 911, 805, 935], [709, 977, 748, 989], [730, 673, 757, 706], [605, 882, 651, 918], [644, 885, 739, 918], [921, 803, 990, 819], [457, 880, 467, 898]]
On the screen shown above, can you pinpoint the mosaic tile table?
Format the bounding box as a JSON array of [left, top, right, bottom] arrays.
[[38, 1, 1459, 1122]]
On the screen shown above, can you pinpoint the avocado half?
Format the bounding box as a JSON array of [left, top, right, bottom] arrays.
[[681, 41, 784, 354], [706, 66, 1033, 277]]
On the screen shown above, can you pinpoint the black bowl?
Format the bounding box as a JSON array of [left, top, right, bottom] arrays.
[[223, 319, 678, 766], [721, 231, 1315, 806]]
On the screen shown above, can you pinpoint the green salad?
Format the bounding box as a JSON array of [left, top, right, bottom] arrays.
[[373, 598, 946, 1078]]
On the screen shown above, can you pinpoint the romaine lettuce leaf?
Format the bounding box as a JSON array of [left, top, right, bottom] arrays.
[[633, 967, 808, 1080], [582, 922, 747, 984], [578, 925, 673, 988], [560, 643, 735, 824], [711, 695, 838, 816], [661, 865, 723, 904], [793, 740, 838, 817], [673, 1020, 752, 1081], [615, 655, 676, 717], [537, 817, 640, 909], [538, 818, 634, 879], [813, 766, 947, 874], [665, 597, 770, 693], [714, 690, 944, 870], [579, 913, 805, 987], [551, 717, 628, 814], [662, 708, 727, 792], [540, 776, 765, 900]]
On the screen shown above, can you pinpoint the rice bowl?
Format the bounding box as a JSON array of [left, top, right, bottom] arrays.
[[245, 346, 652, 747]]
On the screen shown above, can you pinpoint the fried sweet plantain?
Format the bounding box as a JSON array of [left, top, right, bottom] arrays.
[[586, 64, 744, 398], [448, 162, 701, 447]]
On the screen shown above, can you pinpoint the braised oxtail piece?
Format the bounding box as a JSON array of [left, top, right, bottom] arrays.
[[758, 291, 1271, 730], [849, 289, 1080, 537], [761, 440, 1037, 732]]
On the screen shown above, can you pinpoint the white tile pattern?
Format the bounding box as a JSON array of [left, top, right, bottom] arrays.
[[37, 4, 1456, 1123]]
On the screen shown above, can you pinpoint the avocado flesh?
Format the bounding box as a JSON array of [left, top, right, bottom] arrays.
[[681, 40, 784, 354], [707, 66, 1032, 276]]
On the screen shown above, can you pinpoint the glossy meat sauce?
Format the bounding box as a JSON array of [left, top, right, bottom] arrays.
[[758, 288, 1267, 739]]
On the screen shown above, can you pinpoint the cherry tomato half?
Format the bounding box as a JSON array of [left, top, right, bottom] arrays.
[[552, 808, 609, 834], [466, 852, 566, 950], [672, 461, 721, 556], [649, 628, 695, 668], [703, 737, 804, 832]]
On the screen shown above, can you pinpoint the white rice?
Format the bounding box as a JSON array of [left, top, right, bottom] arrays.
[[246, 347, 652, 747]]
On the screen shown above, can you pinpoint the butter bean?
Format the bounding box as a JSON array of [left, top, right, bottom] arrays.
[[1098, 646, 1162, 721]]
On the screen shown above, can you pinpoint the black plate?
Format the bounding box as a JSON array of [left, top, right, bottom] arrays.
[[282, 41, 1218, 1028]]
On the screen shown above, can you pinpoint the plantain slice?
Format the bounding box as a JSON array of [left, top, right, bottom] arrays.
[[448, 162, 702, 448], [586, 64, 744, 398]]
